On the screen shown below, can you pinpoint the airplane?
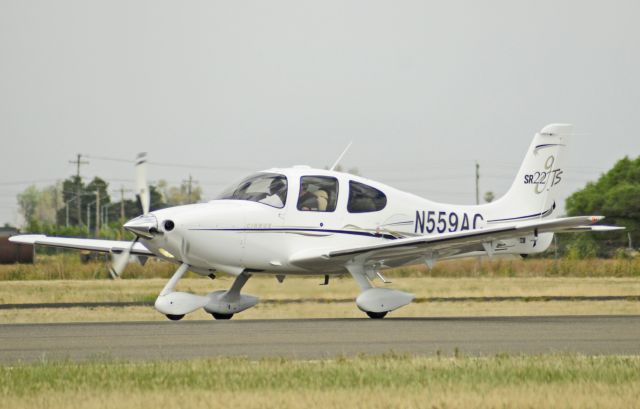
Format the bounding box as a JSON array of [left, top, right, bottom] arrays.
[[11, 124, 623, 320]]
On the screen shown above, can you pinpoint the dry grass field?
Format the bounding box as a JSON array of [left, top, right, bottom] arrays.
[[0, 276, 639, 323], [2, 254, 640, 281]]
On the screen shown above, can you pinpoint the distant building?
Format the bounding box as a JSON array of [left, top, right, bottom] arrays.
[[0, 227, 34, 263]]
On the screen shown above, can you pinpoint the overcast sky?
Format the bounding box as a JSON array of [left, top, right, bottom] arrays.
[[1, 0, 638, 226]]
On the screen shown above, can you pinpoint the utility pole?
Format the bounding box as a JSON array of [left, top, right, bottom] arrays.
[[65, 196, 77, 227], [95, 189, 100, 237], [120, 186, 126, 221], [69, 154, 89, 226], [119, 186, 133, 221], [53, 185, 59, 230], [474, 161, 481, 272], [475, 161, 480, 205], [185, 174, 193, 204]]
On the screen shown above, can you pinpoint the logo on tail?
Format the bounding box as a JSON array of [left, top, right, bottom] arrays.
[[523, 155, 563, 194]]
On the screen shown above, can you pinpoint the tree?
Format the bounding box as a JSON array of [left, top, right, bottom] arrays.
[[565, 156, 639, 254], [17, 185, 39, 225], [17, 184, 62, 227], [157, 179, 202, 206], [484, 191, 495, 203], [60, 175, 86, 226], [86, 177, 110, 205]]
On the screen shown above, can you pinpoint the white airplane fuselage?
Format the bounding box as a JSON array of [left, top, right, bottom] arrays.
[[139, 166, 550, 278]]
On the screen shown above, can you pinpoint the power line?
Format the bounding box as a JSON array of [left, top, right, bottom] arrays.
[[0, 179, 61, 186], [84, 154, 253, 171], [475, 161, 480, 205], [83, 154, 134, 164]]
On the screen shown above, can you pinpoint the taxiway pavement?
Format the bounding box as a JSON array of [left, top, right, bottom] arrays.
[[1, 315, 638, 362]]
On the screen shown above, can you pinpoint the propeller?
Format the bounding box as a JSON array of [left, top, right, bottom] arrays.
[[109, 153, 150, 279], [136, 152, 150, 216], [109, 238, 138, 279]]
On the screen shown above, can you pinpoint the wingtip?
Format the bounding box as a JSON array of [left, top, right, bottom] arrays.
[[8, 234, 46, 244]]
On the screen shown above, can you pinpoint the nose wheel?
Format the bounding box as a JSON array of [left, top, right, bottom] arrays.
[[210, 312, 234, 320], [165, 314, 185, 321]]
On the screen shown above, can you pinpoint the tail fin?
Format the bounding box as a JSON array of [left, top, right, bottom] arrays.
[[485, 124, 572, 223]]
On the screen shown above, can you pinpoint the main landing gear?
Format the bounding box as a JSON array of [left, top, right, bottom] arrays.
[[347, 263, 414, 319], [210, 312, 233, 320], [365, 311, 387, 319]]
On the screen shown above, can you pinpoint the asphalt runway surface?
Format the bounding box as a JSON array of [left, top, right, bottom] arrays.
[[1, 315, 639, 362]]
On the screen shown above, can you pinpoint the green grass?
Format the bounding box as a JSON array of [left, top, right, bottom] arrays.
[[3, 353, 639, 392], [1, 354, 639, 408]]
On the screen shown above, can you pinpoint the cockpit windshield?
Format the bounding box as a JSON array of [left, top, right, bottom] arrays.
[[216, 173, 288, 208]]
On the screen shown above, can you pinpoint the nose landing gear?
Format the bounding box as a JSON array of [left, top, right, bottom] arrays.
[[154, 263, 258, 321]]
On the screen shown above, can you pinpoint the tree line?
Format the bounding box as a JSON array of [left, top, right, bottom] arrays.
[[563, 156, 639, 258], [17, 175, 202, 240]]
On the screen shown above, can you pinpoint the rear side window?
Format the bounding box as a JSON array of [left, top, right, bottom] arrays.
[[348, 181, 387, 213], [297, 176, 339, 212]]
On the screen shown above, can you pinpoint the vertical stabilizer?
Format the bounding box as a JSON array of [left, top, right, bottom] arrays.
[[485, 124, 572, 223]]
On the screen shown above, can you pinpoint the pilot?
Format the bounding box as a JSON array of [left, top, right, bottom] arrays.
[[260, 177, 286, 208]]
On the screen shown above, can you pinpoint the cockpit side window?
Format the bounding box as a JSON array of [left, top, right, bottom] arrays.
[[347, 181, 387, 213], [297, 176, 338, 212], [217, 173, 288, 208]]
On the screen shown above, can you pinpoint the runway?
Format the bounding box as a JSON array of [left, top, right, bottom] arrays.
[[1, 315, 639, 362]]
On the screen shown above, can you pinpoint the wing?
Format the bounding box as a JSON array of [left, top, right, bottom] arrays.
[[9, 235, 155, 256], [289, 216, 622, 270]]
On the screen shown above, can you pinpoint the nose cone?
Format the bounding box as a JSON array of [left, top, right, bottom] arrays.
[[123, 214, 158, 239]]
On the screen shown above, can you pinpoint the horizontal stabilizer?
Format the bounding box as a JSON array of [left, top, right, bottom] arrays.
[[557, 225, 625, 233]]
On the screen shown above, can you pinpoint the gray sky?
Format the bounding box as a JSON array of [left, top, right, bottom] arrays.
[[1, 0, 639, 226]]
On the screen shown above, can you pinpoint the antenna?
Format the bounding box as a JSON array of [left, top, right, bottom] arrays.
[[329, 142, 353, 171]]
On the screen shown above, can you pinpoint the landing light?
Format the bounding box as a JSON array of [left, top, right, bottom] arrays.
[[158, 248, 175, 259]]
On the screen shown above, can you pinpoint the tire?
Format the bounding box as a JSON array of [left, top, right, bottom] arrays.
[[166, 314, 185, 321], [366, 311, 388, 319], [211, 312, 234, 320]]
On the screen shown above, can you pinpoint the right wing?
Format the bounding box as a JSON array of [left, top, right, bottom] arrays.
[[289, 216, 622, 270], [9, 235, 155, 256]]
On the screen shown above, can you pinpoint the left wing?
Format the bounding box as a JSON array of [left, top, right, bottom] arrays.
[[9, 235, 155, 256], [289, 216, 622, 269]]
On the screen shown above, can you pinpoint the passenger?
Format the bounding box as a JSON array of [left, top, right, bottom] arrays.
[[314, 190, 328, 211], [298, 182, 319, 210]]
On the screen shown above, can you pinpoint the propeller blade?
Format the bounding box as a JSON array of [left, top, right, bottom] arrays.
[[109, 238, 138, 279], [136, 152, 150, 215]]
